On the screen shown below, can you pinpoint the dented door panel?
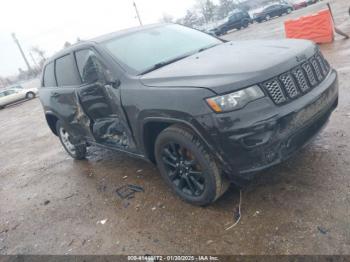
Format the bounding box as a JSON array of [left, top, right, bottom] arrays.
[[48, 87, 93, 140], [77, 82, 134, 149]]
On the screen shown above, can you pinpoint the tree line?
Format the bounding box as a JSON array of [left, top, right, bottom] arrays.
[[161, 0, 251, 28]]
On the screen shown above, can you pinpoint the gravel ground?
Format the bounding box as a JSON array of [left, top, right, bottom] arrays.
[[0, 0, 349, 255]]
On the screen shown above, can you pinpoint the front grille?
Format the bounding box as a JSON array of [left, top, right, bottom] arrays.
[[261, 52, 330, 105]]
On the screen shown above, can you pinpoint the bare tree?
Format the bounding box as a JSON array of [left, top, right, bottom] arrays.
[[31, 46, 46, 61], [160, 13, 174, 23], [217, 0, 237, 19], [181, 10, 203, 27], [196, 0, 217, 23], [63, 41, 72, 48]]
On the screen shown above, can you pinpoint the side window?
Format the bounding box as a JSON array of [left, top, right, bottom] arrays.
[[4, 90, 16, 96], [55, 54, 80, 87], [43, 62, 56, 87], [75, 49, 107, 84]]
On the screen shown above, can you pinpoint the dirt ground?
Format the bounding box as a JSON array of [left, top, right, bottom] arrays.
[[0, 0, 350, 255]]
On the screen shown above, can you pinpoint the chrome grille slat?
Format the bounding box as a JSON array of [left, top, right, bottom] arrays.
[[311, 58, 323, 81], [292, 67, 310, 92], [302, 62, 318, 86], [316, 54, 329, 76], [262, 79, 286, 105], [261, 53, 330, 105], [279, 73, 299, 98]]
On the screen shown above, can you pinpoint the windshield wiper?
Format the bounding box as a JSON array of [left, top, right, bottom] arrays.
[[140, 54, 192, 75], [197, 43, 220, 53], [139, 44, 220, 75]]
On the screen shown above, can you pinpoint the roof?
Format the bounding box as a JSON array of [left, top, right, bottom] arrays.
[[46, 23, 168, 63], [91, 23, 166, 43]]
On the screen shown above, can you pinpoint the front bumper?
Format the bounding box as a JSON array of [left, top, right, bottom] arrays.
[[204, 69, 338, 179]]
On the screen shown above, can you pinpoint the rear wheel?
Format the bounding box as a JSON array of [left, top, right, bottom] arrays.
[[242, 19, 249, 28], [287, 8, 292, 14], [56, 120, 86, 160], [155, 125, 229, 206], [26, 92, 35, 99]]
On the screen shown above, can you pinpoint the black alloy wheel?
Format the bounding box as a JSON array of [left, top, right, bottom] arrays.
[[161, 142, 205, 197], [155, 125, 229, 205]]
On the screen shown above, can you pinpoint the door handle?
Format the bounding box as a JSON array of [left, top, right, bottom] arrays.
[[52, 92, 60, 97], [105, 84, 117, 90], [105, 80, 121, 90]]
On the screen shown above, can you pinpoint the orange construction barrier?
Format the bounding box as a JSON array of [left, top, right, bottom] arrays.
[[284, 9, 334, 44]]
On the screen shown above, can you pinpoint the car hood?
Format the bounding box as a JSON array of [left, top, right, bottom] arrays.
[[140, 39, 317, 94]]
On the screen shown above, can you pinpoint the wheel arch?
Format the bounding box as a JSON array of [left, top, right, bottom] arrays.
[[141, 117, 222, 165], [45, 113, 59, 136], [26, 91, 35, 98]]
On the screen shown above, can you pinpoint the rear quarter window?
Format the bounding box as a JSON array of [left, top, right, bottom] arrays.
[[43, 62, 56, 87], [55, 54, 80, 87]]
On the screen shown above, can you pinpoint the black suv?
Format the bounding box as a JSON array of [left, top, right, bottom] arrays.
[[39, 24, 338, 205], [210, 10, 252, 36], [254, 4, 294, 23]]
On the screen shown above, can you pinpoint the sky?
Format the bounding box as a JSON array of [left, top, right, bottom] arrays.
[[0, 0, 197, 77]]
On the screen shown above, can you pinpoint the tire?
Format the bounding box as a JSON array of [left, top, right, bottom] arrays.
[[242, 20, 249, 28], [26, 92, 35, 99], [287, 8, 292, 14], [56, 120, 86, 160], [154, 125, 229, 206], [265, 15, 271, 21], [0, 106, 4, 110]]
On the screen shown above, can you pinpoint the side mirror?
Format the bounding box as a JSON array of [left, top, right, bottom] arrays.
[[104, 69, 120, 89], [106, 79, 121, 89]]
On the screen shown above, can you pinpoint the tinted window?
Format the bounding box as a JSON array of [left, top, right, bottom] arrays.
[[55, 54, 80, 87], [43, 62, 56, 87], [75, 49, 107, 84], [236, 12, 243, 18], [4, 90, 16, 96]]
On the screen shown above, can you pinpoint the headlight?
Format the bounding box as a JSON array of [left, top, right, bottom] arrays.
[[206, 85, 265, 113]]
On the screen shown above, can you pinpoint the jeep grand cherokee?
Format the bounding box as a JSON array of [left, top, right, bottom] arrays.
[[39, 24, 338, 205]]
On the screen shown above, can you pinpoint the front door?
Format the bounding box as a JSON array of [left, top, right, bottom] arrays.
[[74, 48, 135, 150], [3, 89, 22, 105]]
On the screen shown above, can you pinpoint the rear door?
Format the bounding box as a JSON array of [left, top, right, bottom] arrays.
[[74, 48, 136, 150], [229, 13, 240, 29], [3, 89, 21, 105], [265, 6, 275, 16], [0, 91, 11, 106]]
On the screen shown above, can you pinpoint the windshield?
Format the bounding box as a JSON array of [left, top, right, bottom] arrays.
[[102, 24, 222, 74]]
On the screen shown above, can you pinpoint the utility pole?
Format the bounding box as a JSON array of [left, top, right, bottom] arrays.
[[133, 1, 143, 26], [29, 52, 38, 67], [11, 33, 32, 72]]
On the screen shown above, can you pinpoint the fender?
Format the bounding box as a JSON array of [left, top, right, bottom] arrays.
[[140, 116, 231, 171]]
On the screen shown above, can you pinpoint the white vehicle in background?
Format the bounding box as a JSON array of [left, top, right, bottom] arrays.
[[0, 87, 38, 109]]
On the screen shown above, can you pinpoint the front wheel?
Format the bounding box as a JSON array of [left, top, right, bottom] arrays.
[[56, 120, 86, 160], [242, 20, 249, 28], [287, 8, 292, 14], [26, 92, 35, 99], [265, 15, 271, 21], [155, 125, 229, 206]]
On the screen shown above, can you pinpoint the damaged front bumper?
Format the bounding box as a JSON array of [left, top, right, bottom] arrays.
[[207, 69, 339, 180]]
